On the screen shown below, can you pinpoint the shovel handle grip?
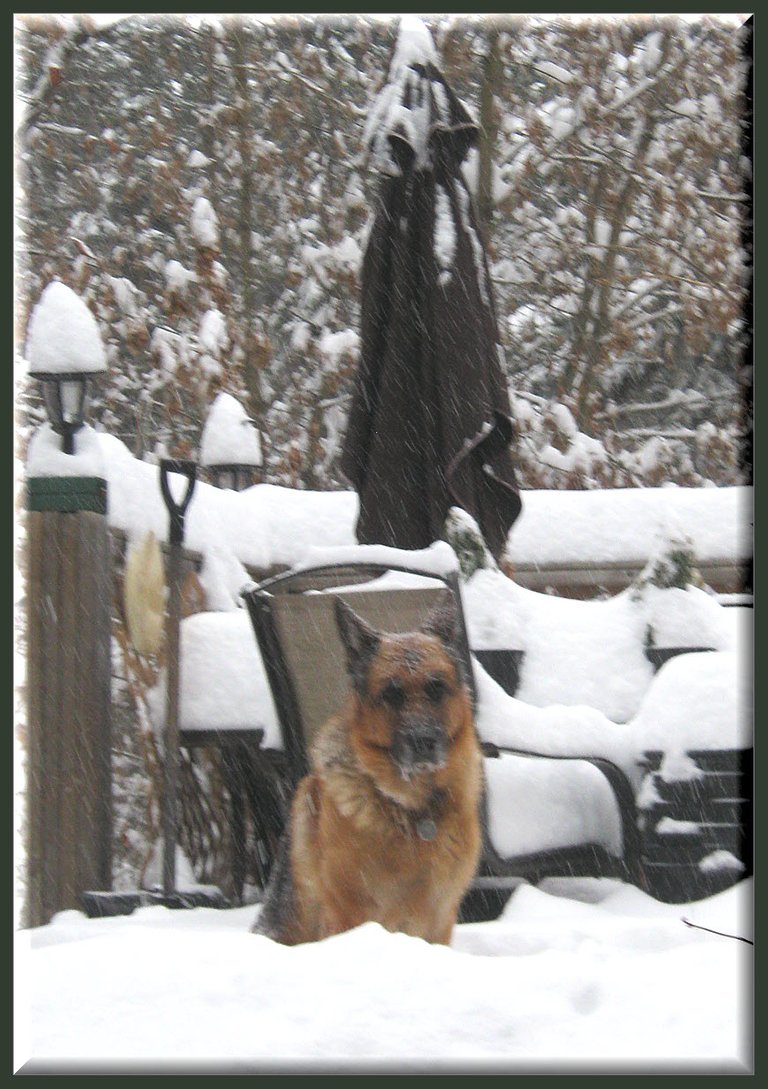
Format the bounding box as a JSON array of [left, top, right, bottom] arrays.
[[159, 459, 197, 546]]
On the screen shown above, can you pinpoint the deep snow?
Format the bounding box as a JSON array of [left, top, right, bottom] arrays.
[[15, 876, 752, 1073]]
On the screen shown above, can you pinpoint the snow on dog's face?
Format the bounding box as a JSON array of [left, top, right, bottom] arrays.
[[334, 597, 473, 805]]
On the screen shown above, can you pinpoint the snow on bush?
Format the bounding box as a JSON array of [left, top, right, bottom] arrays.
[[444, 508, 497, 581], [317, 328, 360, 368], [164, 259, 196, 297], [107, 276, 140, 317], [190, 196, 220, 250], [199, 309, 227, 357]]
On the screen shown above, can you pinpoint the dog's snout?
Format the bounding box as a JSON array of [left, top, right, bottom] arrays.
[[411, 729, 440, 762], [393, 717, 447, 776]]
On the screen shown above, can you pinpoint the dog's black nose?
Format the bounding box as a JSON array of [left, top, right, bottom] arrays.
[[394, 719, 447, 776], [412, 730, 440, 762]]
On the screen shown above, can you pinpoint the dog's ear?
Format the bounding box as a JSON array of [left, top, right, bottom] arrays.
[[421, 594, 460, 651], [335, 598, 381, 693], [422, 596, 469, 686]]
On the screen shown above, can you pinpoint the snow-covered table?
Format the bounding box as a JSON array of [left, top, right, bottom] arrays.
[[148, 611, 284, 901]]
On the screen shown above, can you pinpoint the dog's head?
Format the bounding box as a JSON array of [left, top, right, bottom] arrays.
[[334, 594, 473, 797]]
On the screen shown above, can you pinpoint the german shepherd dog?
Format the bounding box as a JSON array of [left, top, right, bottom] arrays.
[[252, 594, 482, 945]]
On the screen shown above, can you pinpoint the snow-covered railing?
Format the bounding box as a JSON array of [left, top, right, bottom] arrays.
[[510, 557, 749, 598], [506, 485, 751, 597], [28, 427, 751, 600]]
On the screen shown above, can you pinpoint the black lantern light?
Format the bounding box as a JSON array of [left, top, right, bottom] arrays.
[[30, 370, 97, 455], [206, 461, 260, 492]]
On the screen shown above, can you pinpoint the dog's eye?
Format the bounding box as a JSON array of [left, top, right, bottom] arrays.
[[379, 681, 406, 710], [424, 676, 448, 703]]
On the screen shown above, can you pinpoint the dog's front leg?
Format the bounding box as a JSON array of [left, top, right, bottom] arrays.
[[429, 905, 462, 946], [318, 887, 377, 939]]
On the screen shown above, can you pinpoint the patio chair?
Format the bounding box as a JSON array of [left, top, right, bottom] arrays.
[[241, 550, 643, 920]]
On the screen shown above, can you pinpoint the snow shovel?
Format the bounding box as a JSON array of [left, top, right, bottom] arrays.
[[81, 460, 228, 918], [155, 458, 228, 909]]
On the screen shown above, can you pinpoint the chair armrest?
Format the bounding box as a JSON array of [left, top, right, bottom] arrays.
[[480, 740, 643, 885]]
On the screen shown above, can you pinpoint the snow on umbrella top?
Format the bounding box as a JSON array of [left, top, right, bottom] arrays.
[[200, 392, 263, 470], [340, 17, 521, 561], [365, 15, 478, 179], [26, 281, 107, 376]]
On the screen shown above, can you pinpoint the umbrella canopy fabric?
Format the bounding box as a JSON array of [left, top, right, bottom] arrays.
[[340, 18, 522, 561]]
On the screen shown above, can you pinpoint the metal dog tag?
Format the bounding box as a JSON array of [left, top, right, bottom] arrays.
[[416, 817, 437, 841]]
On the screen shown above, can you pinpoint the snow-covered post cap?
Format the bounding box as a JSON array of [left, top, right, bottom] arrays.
[[200, 391, 263, 492], [26, 281, 107, 458]]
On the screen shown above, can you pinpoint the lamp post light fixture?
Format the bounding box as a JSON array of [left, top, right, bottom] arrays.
[[200, 392, 263, 492], [30, 370, 97, 455], [26, 281, 108, 455], [206, 462, 260, 492]]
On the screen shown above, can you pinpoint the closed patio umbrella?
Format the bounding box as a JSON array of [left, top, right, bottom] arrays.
[[341, 17, 522, 561]]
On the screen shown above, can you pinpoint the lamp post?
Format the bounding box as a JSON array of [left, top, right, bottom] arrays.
[[26, 281, 108, 455], [25, 281, 112, 926], [200, 392, 263, 492]]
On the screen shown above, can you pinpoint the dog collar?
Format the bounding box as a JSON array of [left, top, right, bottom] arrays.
[[375, 780, 447, 841]]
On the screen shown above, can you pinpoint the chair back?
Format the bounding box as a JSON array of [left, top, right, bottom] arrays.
[[243, 563, 472, 782]]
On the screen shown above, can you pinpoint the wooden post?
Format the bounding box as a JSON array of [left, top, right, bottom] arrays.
[[25, 476, 112, 927]]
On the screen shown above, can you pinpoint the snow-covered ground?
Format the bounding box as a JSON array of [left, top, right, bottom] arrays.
[[15, 876, 752, 1072]]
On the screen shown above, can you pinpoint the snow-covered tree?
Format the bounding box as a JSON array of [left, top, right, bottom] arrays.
[[17, 13, 750, 488], [17, 15, 249, 458], [463, 15, 751, 487]]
